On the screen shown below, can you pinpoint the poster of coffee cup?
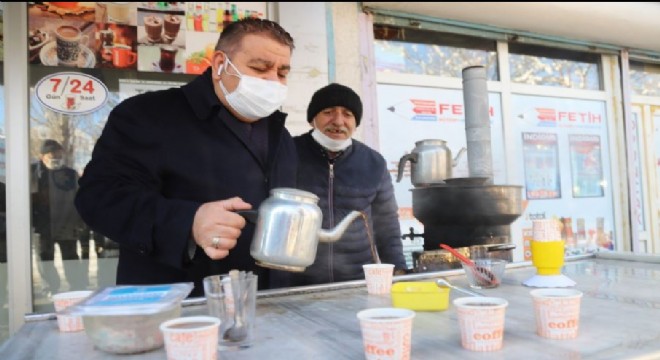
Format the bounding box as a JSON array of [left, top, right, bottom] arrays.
[[137, 44, 185, 74], [95, 2, 137, 26], [137, 10, 186, 47], [94, 23, 138, 69], [28, 3, 98, 68], [183, 32, 217, 75], [30, 22, 97, 68]]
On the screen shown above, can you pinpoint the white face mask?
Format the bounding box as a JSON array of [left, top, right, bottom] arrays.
[[45, 158, 64, 170], [218, 56, 288, 122], [311, 129, 352, 152]]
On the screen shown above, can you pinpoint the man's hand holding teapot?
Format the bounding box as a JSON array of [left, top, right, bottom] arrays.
[[192, 197, 252, 259]]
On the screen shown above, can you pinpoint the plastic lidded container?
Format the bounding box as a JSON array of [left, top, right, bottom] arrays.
[[65, 283, 193, 354], [391, 281, 450, 311]]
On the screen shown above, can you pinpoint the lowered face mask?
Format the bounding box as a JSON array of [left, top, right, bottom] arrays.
[[311, 128, 352, 152], [218, 56, 288, 122], [45, 158, 64, 170]]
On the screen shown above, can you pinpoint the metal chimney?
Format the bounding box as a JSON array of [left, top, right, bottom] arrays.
[[462, 66, 493, 185]]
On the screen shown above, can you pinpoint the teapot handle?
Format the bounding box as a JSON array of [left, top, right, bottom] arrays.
[[396, 153, 418, 182], [235, 210, 259, 223]]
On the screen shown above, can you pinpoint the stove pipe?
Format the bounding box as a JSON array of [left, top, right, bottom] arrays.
[[462, 66, 493, 185]]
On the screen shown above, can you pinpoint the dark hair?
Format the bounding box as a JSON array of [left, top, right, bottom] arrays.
[[215, 18, 295, 56]]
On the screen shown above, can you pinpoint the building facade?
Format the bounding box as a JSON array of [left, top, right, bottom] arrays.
[[1, 2, 659, 342]]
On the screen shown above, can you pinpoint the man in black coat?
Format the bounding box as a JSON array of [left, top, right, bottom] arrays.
[[75, 19, 298, 296], [284, 83, 407, 286]]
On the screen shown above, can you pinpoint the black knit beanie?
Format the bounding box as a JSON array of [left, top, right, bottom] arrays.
[[40, 139, 63, 155], [307, 83, 363, 126]]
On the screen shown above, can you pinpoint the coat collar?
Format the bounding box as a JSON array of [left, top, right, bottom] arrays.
[[182, 67, 222, 121]]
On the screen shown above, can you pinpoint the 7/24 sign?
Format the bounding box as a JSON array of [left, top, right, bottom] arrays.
[[35, 72, 109, 115]]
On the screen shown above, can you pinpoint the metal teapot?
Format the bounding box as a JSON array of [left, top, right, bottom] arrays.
[[248, 188, 362, 272], [396, 139, 466, 187]]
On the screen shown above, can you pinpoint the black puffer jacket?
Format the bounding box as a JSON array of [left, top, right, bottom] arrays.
[[282, 131, 406, 286]]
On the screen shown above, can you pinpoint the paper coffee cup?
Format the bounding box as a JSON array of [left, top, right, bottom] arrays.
[[532, 219, 562, 242], [357, 307, 415, 360], [161, 316, 221, 360], [52, 290, 93, 332], [531, 289, 583, 339], [453, 297, 508, 352], [363, 264, 395, 295]]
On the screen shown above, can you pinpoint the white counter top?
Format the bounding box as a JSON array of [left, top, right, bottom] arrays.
[[1, 253, 659, 359]]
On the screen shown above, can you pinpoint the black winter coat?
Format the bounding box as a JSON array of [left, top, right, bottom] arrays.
[[281, 132, 406, 286], [75, 69, 297, 296]]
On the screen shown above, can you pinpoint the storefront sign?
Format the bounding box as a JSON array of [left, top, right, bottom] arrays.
[[35, 72, 108, 115]]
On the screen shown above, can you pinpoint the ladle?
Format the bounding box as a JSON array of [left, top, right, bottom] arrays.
[[439, 243, 499, 287]]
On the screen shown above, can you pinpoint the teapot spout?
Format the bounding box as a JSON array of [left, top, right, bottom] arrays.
[[319, 210, 363, 243], [453, 147, 467, 167]]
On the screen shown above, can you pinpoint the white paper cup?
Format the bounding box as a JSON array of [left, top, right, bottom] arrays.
[[160, 316, 221, 360], [363, 264, 395, 295], [532, 219, 562, 242], [357, 307, 415, 360], [52, 290, 93, 332], [531, 289, 583, 339], [453, 297, 508, 352]]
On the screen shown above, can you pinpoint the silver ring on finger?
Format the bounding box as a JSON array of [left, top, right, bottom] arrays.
[[211, 236, 221, 249]]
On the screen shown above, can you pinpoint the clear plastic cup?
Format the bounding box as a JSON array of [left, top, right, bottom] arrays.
[[461, 259, 506, 289], [203, 272, 257, 349]]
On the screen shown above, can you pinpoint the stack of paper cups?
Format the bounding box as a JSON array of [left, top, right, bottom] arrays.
[[532, 219, 561, 242], [524, 218, 576, 287]]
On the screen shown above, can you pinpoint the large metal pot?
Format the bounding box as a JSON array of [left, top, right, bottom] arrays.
[[411, 184, 523, 249], [396, 139, 466, 187]]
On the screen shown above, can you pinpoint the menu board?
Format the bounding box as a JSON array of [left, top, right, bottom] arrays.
[[522, 132, 561, 199], [569, 134, 604, 198], [27, 2, 267, 74]]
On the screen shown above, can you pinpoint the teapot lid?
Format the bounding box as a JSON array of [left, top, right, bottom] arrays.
[[415, 139, 447, 146], [270, 187, 319, 204]]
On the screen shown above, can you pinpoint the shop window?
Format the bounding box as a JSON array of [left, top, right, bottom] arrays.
[[508, 43, 601, 90], [24, 2, 268, 313], [630, 61, 660, 97], [373, 24, 498, 80]]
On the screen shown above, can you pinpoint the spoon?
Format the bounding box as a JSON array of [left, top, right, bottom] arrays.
[[223, 270, 247, 342], [436, 278, 485, 297], [439, 243, 499, 287]]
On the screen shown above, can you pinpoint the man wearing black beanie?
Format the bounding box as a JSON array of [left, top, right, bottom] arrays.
[[278, 83, 407, 287]]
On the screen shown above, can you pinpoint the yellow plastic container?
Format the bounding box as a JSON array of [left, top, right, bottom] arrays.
[[391, 281, 450, 311], [531, 240, 565, 275]]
